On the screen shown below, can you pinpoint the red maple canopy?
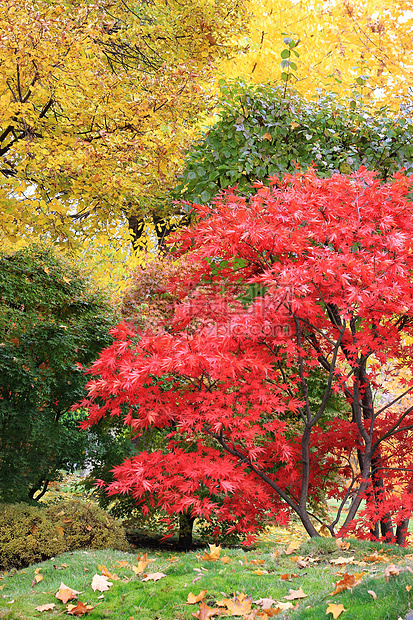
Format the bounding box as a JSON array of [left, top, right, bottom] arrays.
[[80, 168, 413, 543]]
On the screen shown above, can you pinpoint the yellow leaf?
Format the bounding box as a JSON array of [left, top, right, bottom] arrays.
[[55, 582, 80, 604], [285, 541, 301, 555], [326, 603, 346, 619], [201, 544, 221, 561], [43, 267, 49, 274], [262, 132, 272, 141], [187, 590, 207, 604], [220, 556, 231, 564], [406, 585, 412, 592]]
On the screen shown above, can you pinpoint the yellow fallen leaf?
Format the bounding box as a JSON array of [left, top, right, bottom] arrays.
[[55, 582, 80, 604], [116, 560, 129, 567], [63, 277, 71, 284], [98, 565, 119, 581], [285, 541, 301, 555], [407, 585, 412, 592], [284, 587, 307, 600], [43, 267, 49, 274], [201, 544, 221, 561], [327, 603, 346, 618], [191, 601, 220, 619], [187, 590, 207, 604], [220, 556, 231, 564], [330, 557, 354, 566], [216, 593, 252, 616]]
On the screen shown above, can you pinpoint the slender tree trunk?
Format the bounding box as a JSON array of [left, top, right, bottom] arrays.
[[178, 511, 195, 549]]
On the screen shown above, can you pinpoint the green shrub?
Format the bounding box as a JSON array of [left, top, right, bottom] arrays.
[[46, 500, 129, 552], [0, 503, 66, 570]]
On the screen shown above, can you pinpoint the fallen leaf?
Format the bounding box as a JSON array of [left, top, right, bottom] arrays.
[[116, 560, 129, 567], [296, 559, 309, 569], [98, 565, 119, 581], [285, 541, 301, 555], [363, 552, 389, 563], [336, 538, 350, 551], [368, 590, 377, 599], [249, 559, 265, 565], [407, 585, 412, 592], [91, 574, 113, 592], [201, 544, 221, 561], [330, 572, 364, 595], [192, 576, 202, 583], [141, 572, 167, 582], [191, 601, 220, 619], [187, 590, 208, 604], [284, 587, 307, 600], [34, 574, 44, 583], [67, 601, 94, 616], [135, 553, 152, 573], [271, 551, 279, 560], [220, 556, 231, 564], [254, 597, 278, 609], [272, 602, 294, 611], [56, 582, 80, 604], [252, 569, 268, 575], [384, 564, 400, 581], [44, 267, 50, 274], [35, 603, 56, 612], [326, 603, 346, 619], [280, 574, 298, 581], [63, 277, 71, 284], [216, 593, 252, 616], [330, 557, 354, 566]]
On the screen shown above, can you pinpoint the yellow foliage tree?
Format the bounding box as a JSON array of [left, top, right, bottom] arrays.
[[222, 0, 413, 106], [0, 0, 246, 250]]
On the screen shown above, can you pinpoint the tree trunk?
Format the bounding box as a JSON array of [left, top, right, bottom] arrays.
[[178, 511, 195, 549]]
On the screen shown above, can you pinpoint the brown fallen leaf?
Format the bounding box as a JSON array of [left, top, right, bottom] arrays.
[[201, 544, 221, 562], [191, 601, 220, 619], [285, 541, 301, 555], [330, 572, 364, 595], [384, 564, 400, 581], [115, 560, 129, 568], [141, 572, 167, 582], [368, 590, 377, 599], [35, 603, 56, 612], [220, 556, 231, 564], [326, 602, 346, 619], [187, 590, 208, 604], [55, 582, 80, 604], [284, 587, 307, 601], [91, 574, 113, 592], [249, 559, 265, 565], [67, 601, 94, 616], [216, 593, 252, 616]]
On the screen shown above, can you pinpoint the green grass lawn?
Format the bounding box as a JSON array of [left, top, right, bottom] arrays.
[[1, 534, 413, 620]]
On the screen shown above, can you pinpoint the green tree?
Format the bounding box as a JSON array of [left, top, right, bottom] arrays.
[[175, 81, 413, 205], [0, 244, 115, 502]]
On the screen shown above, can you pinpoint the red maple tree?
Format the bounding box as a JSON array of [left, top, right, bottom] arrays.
[[79, 168, 413, 544]]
